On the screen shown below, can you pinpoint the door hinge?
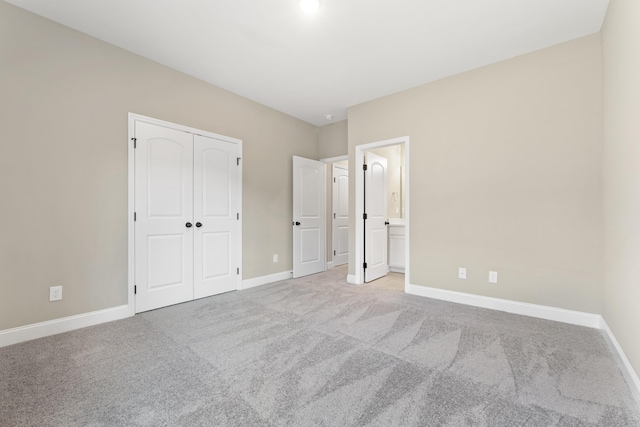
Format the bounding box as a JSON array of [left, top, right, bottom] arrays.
[[334, 177, 336, 183], [363, 262, 367, 269], [134, 285, 137, 294], [334, 250, 336, 256], [131, 137, 137, 149], [333, 213, 336, 219], [237, 213, 239, 220], [237, 268, 240, 275], [363, 164, 367, 171], [363, 213, 367, 220], [134, 212, 136, 221], [237, 157, 241, 166]]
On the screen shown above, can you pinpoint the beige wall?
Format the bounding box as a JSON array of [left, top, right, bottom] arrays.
[[0, 2, 318, 330], [602, 0, 640, 377], [348, 34, 603, 314], [318, 120, 348, 159]]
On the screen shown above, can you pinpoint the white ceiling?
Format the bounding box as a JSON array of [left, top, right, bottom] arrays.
[[7, 0, 610, 126]]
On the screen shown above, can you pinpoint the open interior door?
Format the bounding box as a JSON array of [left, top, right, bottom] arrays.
[[332, 164, 349, 267], [364, 152, 388, 282], [293, 156, 326, 278]]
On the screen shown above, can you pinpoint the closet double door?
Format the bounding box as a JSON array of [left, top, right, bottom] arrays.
[[134, 120, 240, 313]]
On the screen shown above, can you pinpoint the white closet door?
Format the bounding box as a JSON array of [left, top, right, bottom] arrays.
[[193, 135, 239, 298], [134, 121, 194, 313], [365, 152, 388, 282]]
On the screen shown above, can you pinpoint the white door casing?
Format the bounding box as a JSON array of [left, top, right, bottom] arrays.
[[134, 121, 194, 313], [332, 164, 349, 267], [364, 152, 388, 282], [193, 135, 240, 299], [293, 156, 326, 278], [132, 115, 242, 313], [351, 137, 409, 287]]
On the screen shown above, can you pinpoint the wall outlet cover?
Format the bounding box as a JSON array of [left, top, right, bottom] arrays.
[[458, 267, 467, 279], [489, 271, 498, 284], [49, 286, 62, 301]]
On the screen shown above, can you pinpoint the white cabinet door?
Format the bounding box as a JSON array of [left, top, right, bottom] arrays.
[[293, 156, 326, 278], [332, 165, 349, 267], [193, 135, 240, 298], [365, 152, 388, 282], [388, 225, 405, 273], [134, 121, 194, 313]]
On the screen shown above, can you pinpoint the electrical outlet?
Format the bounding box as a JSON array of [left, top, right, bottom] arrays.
[[458, 267, 467, 279], [489, 271, 498, 284], [273, 254, 278, 263], [49, 286, 62, 301]]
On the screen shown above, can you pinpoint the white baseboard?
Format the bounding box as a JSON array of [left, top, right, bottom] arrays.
[[406, 284, 602, 329], [326, 261, 334, 270], [601, 318, 640, 406], [241, 270, 293, 290], [0, 305, 132, 348], [347, 274, 359, 284], [390, 267, 405, 273]]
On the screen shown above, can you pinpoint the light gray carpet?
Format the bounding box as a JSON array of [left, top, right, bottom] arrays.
[[1, 266, 639, 426]]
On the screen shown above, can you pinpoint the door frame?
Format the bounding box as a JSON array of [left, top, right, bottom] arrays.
[[351, 136, 410, 289], [127, 113, 243, 314], [320, 155, 348, 269], [332, 163, 349, 268]]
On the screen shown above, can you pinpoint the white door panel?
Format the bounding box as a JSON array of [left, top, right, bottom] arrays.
[[301, 228, 320, 262], [135, 121, 194, 313], [332, 165, 349, 267], [365, 152, 388, 282], [293, 156, 326, 278], [193, 135, 239, 298]]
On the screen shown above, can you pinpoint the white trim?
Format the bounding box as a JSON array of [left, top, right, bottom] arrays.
[[0, 305, 132, 348], [354, 136, 410, 286], [128, 113, 243, 312], [406, 284, 601, 328], [240, 270, 293, 290], [601, 319, 640, 406], [347, 274, 358, 284], [127, 116, 136, 312], [237, 139, 244, 286], [320, 154, 348, 163], [390, 267, 405, 273], [326, 261, 334, 270]]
